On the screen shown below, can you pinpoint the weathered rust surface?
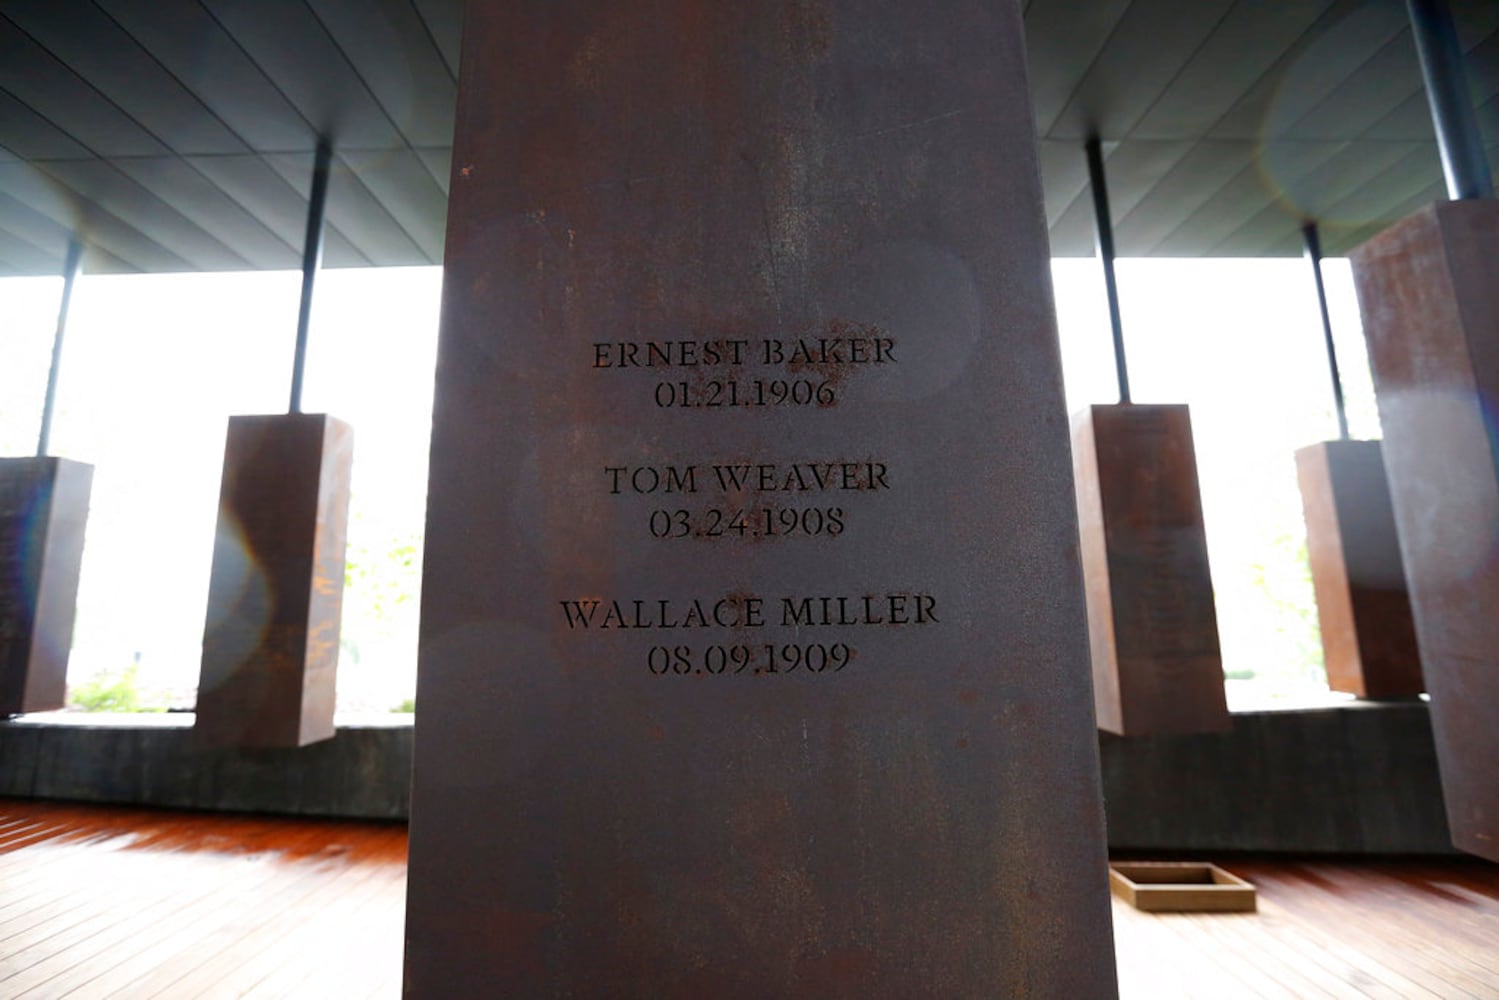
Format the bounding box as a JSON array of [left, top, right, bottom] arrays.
[[196, 413, 352, 748], [0, 457, 92, 715], [1073, 404, 1230, 737], [405, 1, 1117, 995], [1351, 199, 1499, 863], [1295, 440, 1421, 698]]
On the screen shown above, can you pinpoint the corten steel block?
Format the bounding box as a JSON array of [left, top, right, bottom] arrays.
[[0, 457, 92, 715], [196, 413, 352, 749], [1072, 404, 1230, 737], [404, 1, 1118, 996], [1351, 199, 1499, 863], [1295, 440, 1421, 698]]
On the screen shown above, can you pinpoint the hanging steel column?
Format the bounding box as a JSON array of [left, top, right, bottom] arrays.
[[198, 135, 352, 749], [36, 238, 83, 457], [4, 235, 93, 716], [1407, 0, 1493, 200], [1295, 220, 1422, 700], [1086, 135, 1131, 404], [289, 139, 333, 414], [1073, 141, 1227, 737], [1302, 223, 1350, 440]]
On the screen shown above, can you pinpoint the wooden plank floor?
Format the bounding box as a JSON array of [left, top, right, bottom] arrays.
[[3, 799, 1499, 998], [1, 800, 406, 998], [1112, 857, 1499, 999]]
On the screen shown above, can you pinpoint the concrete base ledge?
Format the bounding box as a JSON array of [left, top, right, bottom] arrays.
[[1, 702, 1454, 853], [0, 713, 411, 820], [1100, 699, 1454, 855]]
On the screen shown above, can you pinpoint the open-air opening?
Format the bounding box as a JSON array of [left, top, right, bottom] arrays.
[[1, 257, 1373, 717]]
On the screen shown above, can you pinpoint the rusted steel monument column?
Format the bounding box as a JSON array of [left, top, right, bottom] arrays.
[[404, 0, 1118, 995], [0, 458, 91, 715], [195, 141, 353, 748], [1070, 138, 1228, 736], [2, 238, 91, 716], [1352, 200, 1499, 862], [195, 413, 352, 747], [1295, 222, 1421, 699], [1346, 0, 1499, 862], [1295, 441, 1421, 698], [1074, 404, 1229, 735]]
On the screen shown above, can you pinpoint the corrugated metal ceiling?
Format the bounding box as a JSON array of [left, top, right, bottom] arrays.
[[0, 0, 1494, 275]]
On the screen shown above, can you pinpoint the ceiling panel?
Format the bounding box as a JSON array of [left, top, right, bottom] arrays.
[[84, 244, 137, 274], [1453, 0, 1499, 46], [1023, 0, 1132, 136], [1047, 0, 1238, 138], [1130, 2, 1337, 139], [0, 222, 59, 273], [1046, 203, 1097, 258], [0, 89, 90, 160], [1240, 140, 1356, 230], [337, 149, 447, 261], [1315, 145, 1452, 237], [98, 0, 317, 153], [1367, 92, 1441, 141], [1325, 173, 1451, 251], [1276, 140, 1424, 220], [1226, 197, 1328, 257], [264, 151, 426, 265], [1219, 0, 1407, 141], [36, 159, 252, 270], [199, 0, 404, 150], [1, 0, 1497, 275], [1202, 0, 1371, 139], [412, 0, 463, 80], [3, 0, 247, 156], [0, 185, 73, 270], [1285, 34, 1423, 140], [1036, 139, 1091, 227], [0, 18, 166, 158], [112, 157, 302, 269], [0, 161, 191, 271], [1382, 174, 1451, 220], [1099, 141, 1199, 221], [1152, 164, 1286, 255], [1113, 140, 1264, 253], [414, 146, 452, 195], [186, 153, 369, 268], [1480, 95, 1499, 144], [307, 0, 457, 149]]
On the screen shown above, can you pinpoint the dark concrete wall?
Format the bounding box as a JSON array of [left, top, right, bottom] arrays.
[[1, 703, 1454, 854], [0, 716, 411, 820], [1100, 700, 1454, 855]]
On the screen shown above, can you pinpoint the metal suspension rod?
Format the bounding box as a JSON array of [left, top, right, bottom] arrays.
[[1407, 0, 1493, 200], [37, 238, 83, 457], [1302, 223, 1349, 441], [289, 138, 333, 414], [1086, 135, 1131, 404]]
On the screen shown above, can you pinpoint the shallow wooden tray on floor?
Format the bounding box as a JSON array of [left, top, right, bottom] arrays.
[[1110, 862, 1257, 913]]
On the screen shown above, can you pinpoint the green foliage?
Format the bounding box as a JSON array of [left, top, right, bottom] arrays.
[[69, 664, 158, 713], [344, 528, 421, 621], [1245, 529, 1325, 685], [391, 698, 416, 714]]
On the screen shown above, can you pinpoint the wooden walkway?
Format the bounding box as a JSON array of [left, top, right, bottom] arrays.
[[1, 800, 406, 998], [3, 799, 1498, 998]]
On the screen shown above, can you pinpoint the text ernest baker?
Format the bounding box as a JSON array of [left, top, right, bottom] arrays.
[[560, 593, 938, 630], [592, 336, 896, 368]]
